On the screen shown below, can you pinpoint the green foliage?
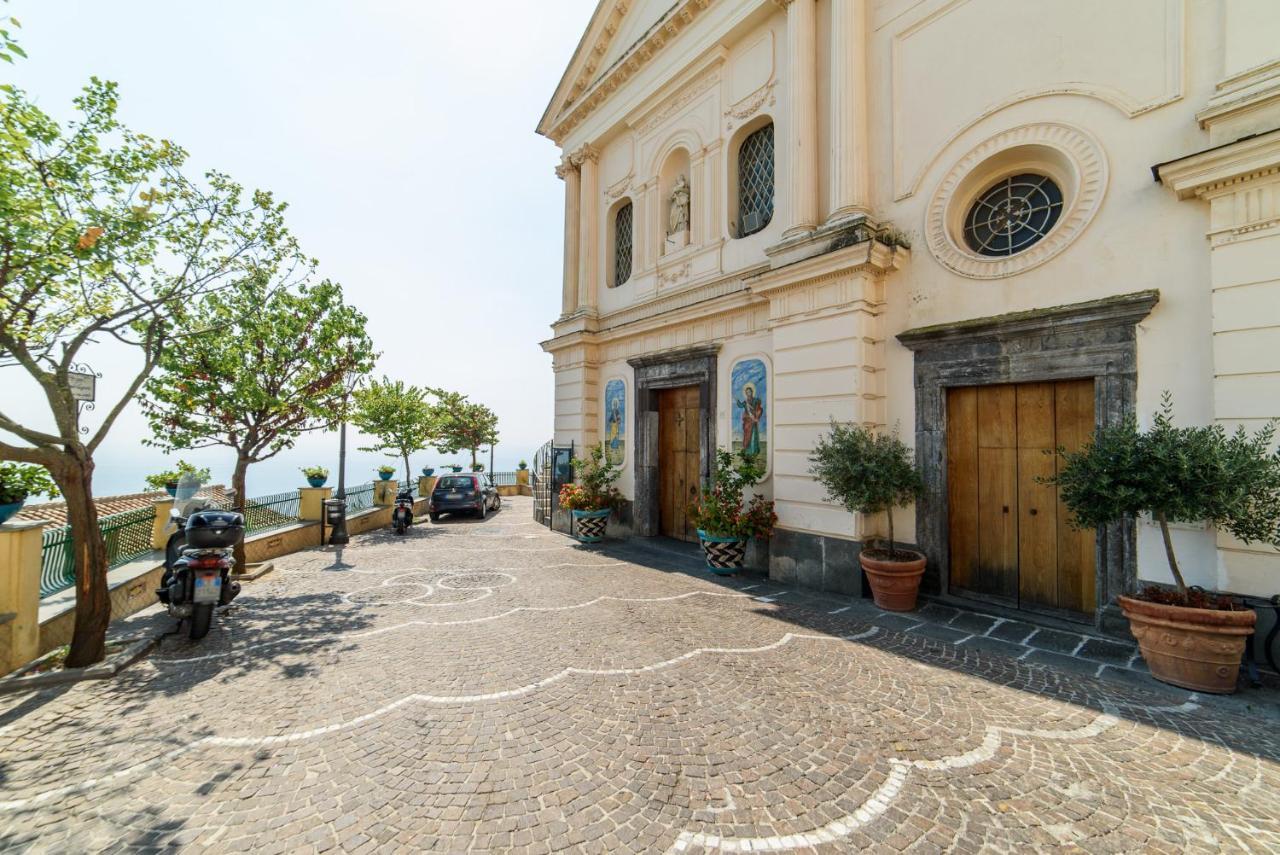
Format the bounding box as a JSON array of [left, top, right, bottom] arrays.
[[688, 449, 776, 539], [518, 460, 528, 470], [377, 464, 396, 475], [1053, 392, 1280, 596], [0, 461, 58, 504], [140, 277, 375, 470], [143, 459, 210, 491], [351, 378, 439, 482], [809, 421, 922, 557], [558, 443, 622, 512], [300, 465, 329, 479], [0, 1, 25, 66], [432, 391, 499, 466]]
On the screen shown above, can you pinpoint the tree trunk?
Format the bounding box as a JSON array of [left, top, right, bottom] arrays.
[[231, 455, 250, 572], [58, 455, 111, 668], [403, 453, 411, 484], [470, 447, 477, 468], [1155, 511, 1188, 596], [886, 508, 896, 559]]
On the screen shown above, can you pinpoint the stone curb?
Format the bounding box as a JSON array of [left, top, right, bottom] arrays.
[[232, 561, 276, 582], [0, 633, 159, 695]]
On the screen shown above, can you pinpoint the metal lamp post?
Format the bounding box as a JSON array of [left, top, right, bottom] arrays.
[[328, 375, 358, 548]]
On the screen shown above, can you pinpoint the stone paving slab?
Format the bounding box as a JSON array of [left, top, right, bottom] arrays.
[[0, 497, 1277, 853]]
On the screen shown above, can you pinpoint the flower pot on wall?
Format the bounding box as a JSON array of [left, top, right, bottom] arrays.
[[698, 530, 747, 575], [378, 470, 394, 481], [307, 476, 328, 488], [165, 482, 178, 497], [572, 509, 610, 543], [859, 550, 927, 612], [1118, 595, 1255, 694], [0, 500, 24, 525], [422, 467, 434, 477]]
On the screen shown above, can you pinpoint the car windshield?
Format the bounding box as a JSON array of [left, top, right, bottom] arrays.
[[437, 476, 475, 490]]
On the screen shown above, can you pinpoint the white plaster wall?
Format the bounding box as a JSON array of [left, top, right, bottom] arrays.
[[871, 0, 1227, 589]]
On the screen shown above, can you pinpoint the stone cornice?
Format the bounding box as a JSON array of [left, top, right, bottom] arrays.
[[538, 0, 721, 143], [896, 290, 1160, 351], [627, 343, 721, 369], [1154, 128, 1280, 200], [749, 240, 907, 296]]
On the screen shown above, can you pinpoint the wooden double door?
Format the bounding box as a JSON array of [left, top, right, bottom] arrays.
[[657, 385, 701, 542], [946, 379, 1096, 620]]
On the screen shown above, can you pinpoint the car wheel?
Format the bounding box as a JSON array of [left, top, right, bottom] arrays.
[[430, 513, 441, 523], [477, 500, 487, 520], [493, 495, 502, 511]]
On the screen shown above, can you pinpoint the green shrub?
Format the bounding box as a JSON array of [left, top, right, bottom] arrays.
[[1053, 392, 1280, 601], [144, 459, 210, 491], [559, 442, 622, 512], [809, 421, 922, 559], [687, 449, 776, 539], [0, 462, 60, 505], [301, 466, 329, 479]]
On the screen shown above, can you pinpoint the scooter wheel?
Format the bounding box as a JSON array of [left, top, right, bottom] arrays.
[[189, 604, 214, 640]]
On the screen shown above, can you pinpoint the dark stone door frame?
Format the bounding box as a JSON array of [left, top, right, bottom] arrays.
[[896, 290, 1159, 637], [628, 345, 720, 537]]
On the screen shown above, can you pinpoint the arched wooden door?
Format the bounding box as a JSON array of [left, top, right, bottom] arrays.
[[657, 385, 701, 542]]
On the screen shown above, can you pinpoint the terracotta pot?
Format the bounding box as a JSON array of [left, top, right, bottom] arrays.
[[859, 550, 927, 612], [1118, 595, 1255, 694]]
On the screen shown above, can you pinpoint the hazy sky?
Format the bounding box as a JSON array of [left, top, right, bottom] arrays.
[[3, 0, 598, 497]]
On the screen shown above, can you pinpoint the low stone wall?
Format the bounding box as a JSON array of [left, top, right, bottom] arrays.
[[36, 499, 429, 656], [497, 485, 533, 498]]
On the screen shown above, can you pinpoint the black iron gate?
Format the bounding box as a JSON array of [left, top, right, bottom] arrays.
[[531, 439, 574, 528]]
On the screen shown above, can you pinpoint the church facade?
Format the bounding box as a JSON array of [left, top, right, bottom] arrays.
[[538, 0, 1280, 636]]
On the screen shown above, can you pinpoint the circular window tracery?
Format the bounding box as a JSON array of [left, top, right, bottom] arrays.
[[962, 173, 1064, 257], [925, 124, 1108, 279]]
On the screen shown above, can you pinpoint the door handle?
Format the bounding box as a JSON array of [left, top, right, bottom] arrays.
[[1002, 505, 1009, 514]]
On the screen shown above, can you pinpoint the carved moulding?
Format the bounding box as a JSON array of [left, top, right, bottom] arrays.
[[924, 123, 1108, 280], [724, 80, 776, 132]]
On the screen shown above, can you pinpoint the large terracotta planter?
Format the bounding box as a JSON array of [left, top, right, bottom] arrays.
[[859, 550, 927, 612], [1118, 595, 1255, 694]]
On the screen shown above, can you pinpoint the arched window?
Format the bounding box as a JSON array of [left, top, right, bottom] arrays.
[[737, 122, 774, 237], [613, 201, 633, 287]]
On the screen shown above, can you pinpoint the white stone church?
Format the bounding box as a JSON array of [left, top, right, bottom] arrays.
[[538, 0, 1280, 637]]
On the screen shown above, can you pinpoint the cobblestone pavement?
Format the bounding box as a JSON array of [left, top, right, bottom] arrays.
[[2, 496, 1278, 853]]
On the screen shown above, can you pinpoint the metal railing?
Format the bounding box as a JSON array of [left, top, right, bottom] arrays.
[[39, 505, 156, 599], [344, 482, 375, 513], [491, 471, 519, 486], [235, 490, 301, 534]]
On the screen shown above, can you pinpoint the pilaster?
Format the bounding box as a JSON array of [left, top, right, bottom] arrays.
[[572, 144, 601, 314], [780, 0, 819, 238], [556, 158, 582, 316], [0, 520, 45, 674], [828, 0, 871, 220]]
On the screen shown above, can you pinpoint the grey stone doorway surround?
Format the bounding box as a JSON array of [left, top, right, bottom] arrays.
[[896, 290, 1160, 637], [627, 345, 720, 538]]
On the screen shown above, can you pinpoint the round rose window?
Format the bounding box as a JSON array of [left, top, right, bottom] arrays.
[[962, 173, 1064, 257]]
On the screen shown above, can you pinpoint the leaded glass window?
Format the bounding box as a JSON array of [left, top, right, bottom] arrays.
[[737, 123, 774, 237], [613, 202, 633, 287], [962, 173, 1064, 257]]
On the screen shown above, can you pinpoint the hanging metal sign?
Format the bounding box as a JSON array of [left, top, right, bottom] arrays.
[[68, 371, 96, 403]]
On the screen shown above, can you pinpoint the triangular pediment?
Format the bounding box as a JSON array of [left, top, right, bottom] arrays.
[[537, 0, 714, 143]]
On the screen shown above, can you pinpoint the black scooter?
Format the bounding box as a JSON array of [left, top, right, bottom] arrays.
[[392, 485, 414, 535], [158, 479, 243, 639]]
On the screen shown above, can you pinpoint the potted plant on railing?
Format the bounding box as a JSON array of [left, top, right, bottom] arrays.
[[0, 462, 60, 525], [688, 450, 777, 575], [301, 466, 330, 488], [471, 463, 485, 472], [145, 460, 211, 497], [518, 460, 528, 471], [558, 442, 622, 544], [447, 463, 463, 473], [810, 421, 925, 611], [377, 464, 396, 481], [422, 465, 435, 477], [1051, 393, 1280, 694]]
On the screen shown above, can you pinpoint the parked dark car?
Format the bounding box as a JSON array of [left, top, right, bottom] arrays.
[[429, 473, 500, 521]]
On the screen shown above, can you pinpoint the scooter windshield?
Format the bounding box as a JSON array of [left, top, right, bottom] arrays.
[[174, 473, 203, 503]]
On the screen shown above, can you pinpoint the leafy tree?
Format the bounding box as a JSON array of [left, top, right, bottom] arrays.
[[0, 78, 294, 666], [809, 421, 923, 559], [140, 275, 375, 570], [143, 459, 211, 491], [1053, 393, 1280, 601], [433, 392, 499, 469], [350, 377, 440, 483], [0, 2, 25, 66]]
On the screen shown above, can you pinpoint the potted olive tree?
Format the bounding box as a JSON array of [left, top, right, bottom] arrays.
[[688, 450, 777, 574], [0, 462, 60, 524], [1053, 394, 1280, 693], [810, 421, 925, 611], [558, 442, 622, 544], [301, 466, 329, 488]]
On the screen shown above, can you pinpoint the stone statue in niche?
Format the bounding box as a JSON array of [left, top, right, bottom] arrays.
[[664, 174, 691, 255], [668, 174, 691, 235]]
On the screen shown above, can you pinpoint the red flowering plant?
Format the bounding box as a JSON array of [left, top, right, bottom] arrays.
[[688, 449, 777, 539], [557, 442, 624, 513]]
